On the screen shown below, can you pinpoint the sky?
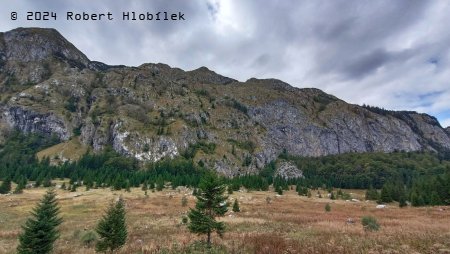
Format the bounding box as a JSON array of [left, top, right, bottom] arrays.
[[1, 0, 450, 127]]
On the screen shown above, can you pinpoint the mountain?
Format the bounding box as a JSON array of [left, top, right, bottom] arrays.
[[1, 27, 449, 176]]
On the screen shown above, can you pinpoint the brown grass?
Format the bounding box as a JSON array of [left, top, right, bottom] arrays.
[[0, 186, 449, 254]]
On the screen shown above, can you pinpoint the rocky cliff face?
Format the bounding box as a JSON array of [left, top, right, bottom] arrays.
[[3, 106, 70, 140], [1, 27, 449, 175]]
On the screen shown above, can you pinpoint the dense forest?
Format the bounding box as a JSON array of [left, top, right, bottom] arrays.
[[0, 131, 449, 206]]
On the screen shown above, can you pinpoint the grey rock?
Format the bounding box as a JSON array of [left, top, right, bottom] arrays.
[[111, 121, 178, 162], [3, 106, 70, 140], [2, 27, 89, 66], [250, 99, 448, 167], [275, 161, 303, 179], [188, 66, 236, 85]]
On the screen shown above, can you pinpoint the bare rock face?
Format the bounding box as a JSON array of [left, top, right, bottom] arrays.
[[248, 99, 435, 166], [275, 161, 303, 179], [111, 121, 179, 162], [2, 28, 89, 65], [1, 27, 450, 176], [3, 106, 70, 140], [0, 28, 89, 84]]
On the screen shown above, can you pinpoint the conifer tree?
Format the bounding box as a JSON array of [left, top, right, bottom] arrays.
[[42, 176, 52, 188], [188, 173, 228, 248], [156, 178, 164, 191], [325, 203, 331, 212], [17, 189, 62, 254], [0, 177, 12, 194], [330, 192, 336, 200], [430, 191, 441, 206], [112, 177, 123, 191], [35, 176, 43, 188], [275, 185, 283, 195], [95, 198, 127, 253], [380, 185, 392, 203], [365, 186, 379, 200], [398, 194, 407, 208], [14, 179, 26, 194], [232, 199, 240, 212], [17, 176, 27, 189]]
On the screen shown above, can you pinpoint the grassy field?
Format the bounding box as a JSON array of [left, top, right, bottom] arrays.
[[0, 185, 449, 254]]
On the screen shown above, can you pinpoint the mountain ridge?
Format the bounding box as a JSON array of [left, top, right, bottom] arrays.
[[1, 27, 449, 176]]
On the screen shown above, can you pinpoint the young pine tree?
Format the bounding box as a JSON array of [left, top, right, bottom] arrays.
[[156, 178, 164, 191], [330, 192, 336, 200], [15, 177, 28, 194], [379, 185, 393, 203], [0, 177, 12, 194], [95, 198, 127, 253], [398, 194, 407, 208], [325, 203, 331, 212], [275, 185, 283, 195], [232, 199, 240, 212], [14, 178, 26, 194], [17, 189, 62, 254], [188, 173, 228, 248], [42, 176, 52, 188], [227, 185, 233, 195], [365, 186, 379, 200]]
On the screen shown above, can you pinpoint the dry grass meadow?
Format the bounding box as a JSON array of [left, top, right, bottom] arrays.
[[1, 184, 450, 254]]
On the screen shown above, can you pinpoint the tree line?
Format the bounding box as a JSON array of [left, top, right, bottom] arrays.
[[1, 131, 450, 206]]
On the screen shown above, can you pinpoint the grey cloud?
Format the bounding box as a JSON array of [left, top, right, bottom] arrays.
[[342, 49, 391, 79]]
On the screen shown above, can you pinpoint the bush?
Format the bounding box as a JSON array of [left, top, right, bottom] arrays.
[[232, 199, 240, 212], [64, 97, 78, 112], [81, 230, 98, 247], [361, 216, 380, 232], [325, 203, 331, 212]]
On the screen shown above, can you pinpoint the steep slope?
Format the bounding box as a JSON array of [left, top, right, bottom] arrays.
[[1, 27, 449, 176]]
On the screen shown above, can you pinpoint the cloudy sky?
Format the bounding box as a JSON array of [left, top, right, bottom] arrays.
[[1, 0, 450, 127]]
